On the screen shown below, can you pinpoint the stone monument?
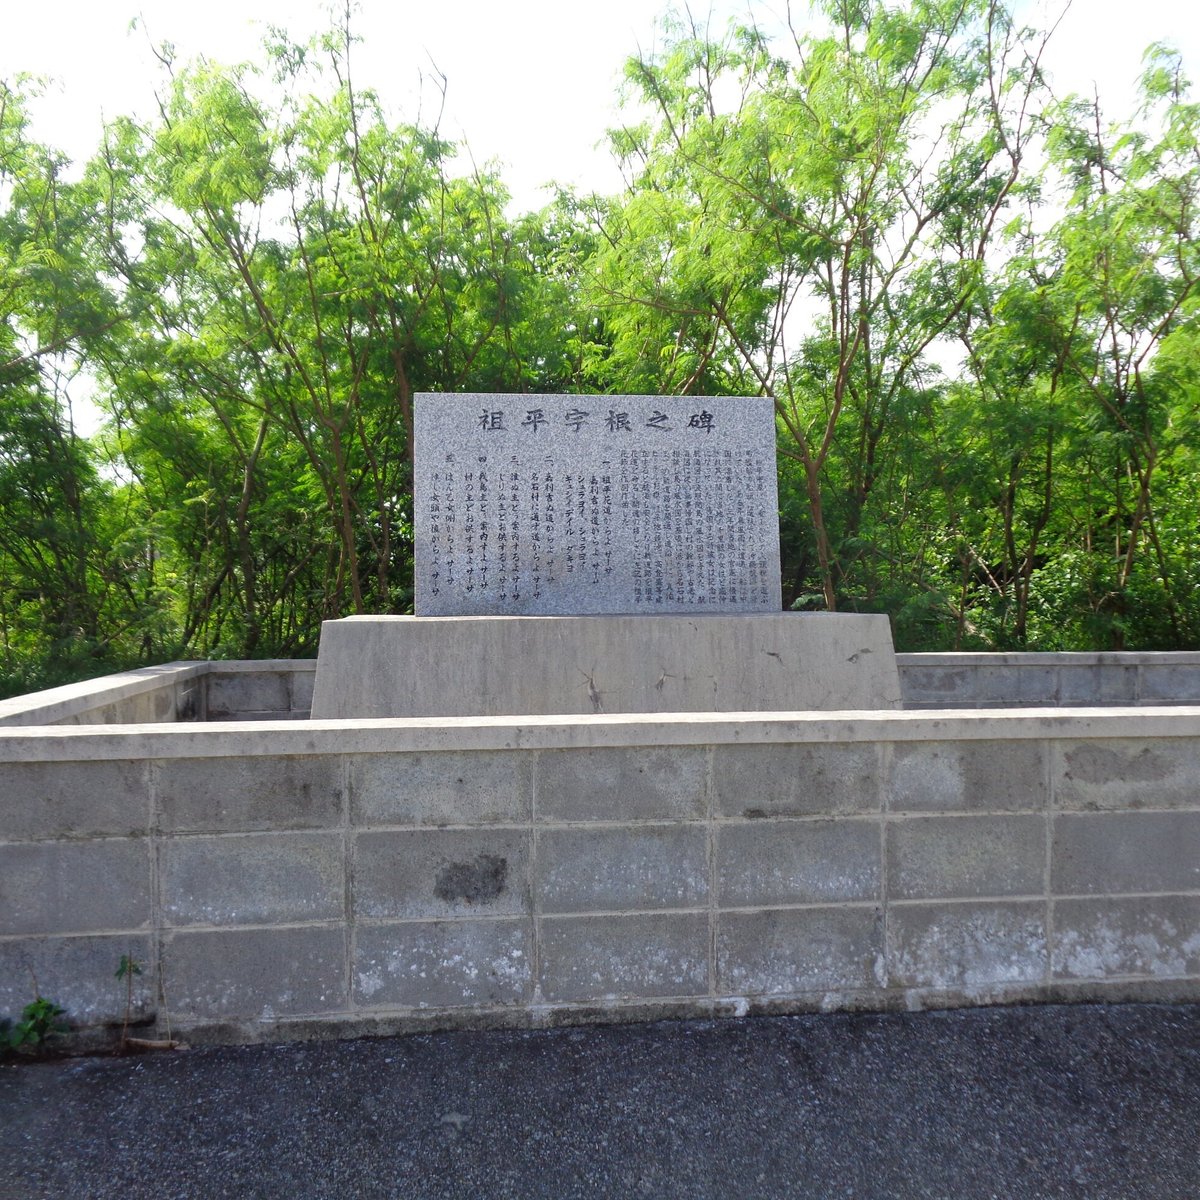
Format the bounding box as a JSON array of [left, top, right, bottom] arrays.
[[309, 393, 901, 718], [413, 393, 781, 616]]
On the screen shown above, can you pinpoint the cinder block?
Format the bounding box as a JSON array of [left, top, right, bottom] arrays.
[[1140, 665, 1200, 703], [354, 919, 532, 1008], [354, 829, 529, 920], [211, 711, 308, 723], [538, 913, 709, 1002], [713, 743, 880, 819], [1058, 665, 1138, 705], [161, 832, 344, 926], [206, 671, 290, 716], [350, 751, 532, 826], [717, 820, 879, 907], [77, 701, 115, 724], [0, 934, 154, 1027], [886, 815, 1045, 900], [290, 670, 316, 713], [888, 741, 1047, 814], [165, 926, 346, 1020], [536, 826, 708, 914], [898, 666, 974, 706], [96, 692, 161, 724], [1055, 739, 1200, 811], [888, 901, 1047, 989], [974, 666, 1057, 705], [157, 755, 343, 833], [717, 907, 882, 995], [1053, 896, 1200, 980], [536, 747, 707, 822], [94, 687, 174, 723], [176, 683, 202, 721], [0, 840, 150, 936], [0, 759, 150, 840], [1052, 812, 1200, 895]]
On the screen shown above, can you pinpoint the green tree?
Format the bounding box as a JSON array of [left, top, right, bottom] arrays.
[[953, 46, 1200, 648], [583, 0, 1050, 610], [86, 21, 576, 658], [0, 79, 140, 694]]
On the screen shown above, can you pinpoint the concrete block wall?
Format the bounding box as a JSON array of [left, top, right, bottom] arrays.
[[0, 663, 208, 727], [223, 653, 1200, 715], [203, 661, 316, 721], [898, 652, 1200, 708], [220, 652, 1200, 715], [1, 711, 1197, 1044], [0, 660, 318, 727], [0, 660, 319, 727], [4, 653, 1198, 728]]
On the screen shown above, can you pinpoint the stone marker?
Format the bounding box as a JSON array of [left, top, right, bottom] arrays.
[[312, 391, 902, 718], [413, 393, 782, 616]]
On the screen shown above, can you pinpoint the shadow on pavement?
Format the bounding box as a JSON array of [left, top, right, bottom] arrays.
[[2, 1002, 1198, 1199]]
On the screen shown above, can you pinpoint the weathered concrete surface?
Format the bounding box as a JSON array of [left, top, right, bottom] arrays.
[[4, 707, 1200, 1042], [6, 705, 1200, 763], [413, 392, 781, 616], [310, 613, 902, 717], [4, 658, 1199, 1046], [0, 659, 319, 727], [2, 1004, 1197, 1200], [204, 659, 316, 721], [6, 652, 1199, 727], [0, 661, 206, 727], [899, 650, 1200, 707]]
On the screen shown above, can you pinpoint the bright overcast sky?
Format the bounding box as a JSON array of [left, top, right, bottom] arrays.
[[3, 0, 1198, 212]]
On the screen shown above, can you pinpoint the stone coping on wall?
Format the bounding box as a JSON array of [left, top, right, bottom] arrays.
[[2, 706, 1199, 761], [0, 662, 208, 727], [0, 660, 318, 727]]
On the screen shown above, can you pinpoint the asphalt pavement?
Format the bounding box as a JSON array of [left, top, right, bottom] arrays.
[[2, 1002, 1198, 1199]]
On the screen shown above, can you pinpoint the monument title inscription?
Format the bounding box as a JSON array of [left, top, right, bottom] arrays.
[[414, 393, 782, 616]]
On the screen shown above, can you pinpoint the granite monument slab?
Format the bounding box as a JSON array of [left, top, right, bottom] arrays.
[[413, 393, 782, 616]]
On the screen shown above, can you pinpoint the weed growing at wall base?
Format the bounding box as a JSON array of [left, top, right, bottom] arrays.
[[2, 996, 67, 1054]]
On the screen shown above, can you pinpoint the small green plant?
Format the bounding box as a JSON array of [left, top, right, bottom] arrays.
[[2, 995, 67, 1054], [115, 952, 144, 1051], [112, 951, 179, 1053]]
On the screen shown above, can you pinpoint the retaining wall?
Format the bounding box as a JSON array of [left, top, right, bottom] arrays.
[[2, 707, 1198, 1044], [900, 652, 1200, 708], [0, 660, 316, 727], [4, 651, 1199, 729]]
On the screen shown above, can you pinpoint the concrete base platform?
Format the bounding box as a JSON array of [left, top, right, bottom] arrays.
[[309, 613, 901, 718]]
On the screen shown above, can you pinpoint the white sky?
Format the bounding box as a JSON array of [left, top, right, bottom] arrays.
[[3, 0, 1198, 213]]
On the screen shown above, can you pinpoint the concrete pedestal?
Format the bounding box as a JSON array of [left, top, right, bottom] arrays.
[[309, 613, 901, 718]]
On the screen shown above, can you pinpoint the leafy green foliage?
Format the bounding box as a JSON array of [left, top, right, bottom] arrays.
[[115, 951, 145, 1049], [115, 953, 143, 982], [2, 995, 67, 1052], [2, 7, 1199, 685]]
